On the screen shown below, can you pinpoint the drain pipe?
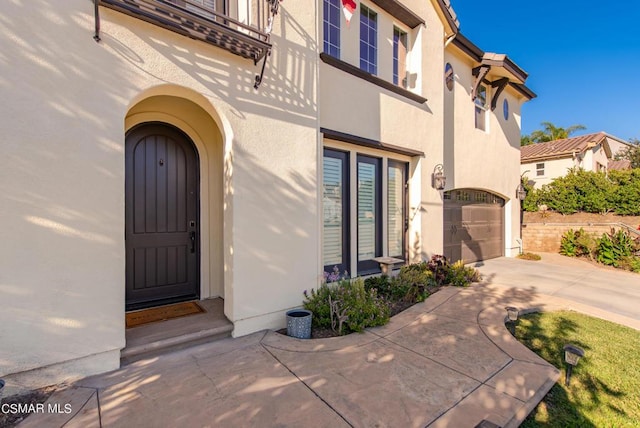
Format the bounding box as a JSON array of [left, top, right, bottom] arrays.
[[516, 238, 523, 255]]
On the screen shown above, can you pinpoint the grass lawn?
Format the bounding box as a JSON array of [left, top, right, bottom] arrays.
[[514, 311, 640, 427]]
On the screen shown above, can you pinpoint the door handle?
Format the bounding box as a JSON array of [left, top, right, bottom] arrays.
[[190, 231, 196, 253]]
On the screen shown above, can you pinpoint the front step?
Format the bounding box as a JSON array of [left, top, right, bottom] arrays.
[[121, 298, 233, 364], [121, 323, 233, 364]]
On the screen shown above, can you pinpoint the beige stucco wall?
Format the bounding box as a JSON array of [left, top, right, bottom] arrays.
[[319, 0, 445, 260], [0, 0, 318, 387], [444, 46, 525, 256]]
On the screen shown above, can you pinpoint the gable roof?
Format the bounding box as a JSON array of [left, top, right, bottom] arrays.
[[521, 132, 613, 163]]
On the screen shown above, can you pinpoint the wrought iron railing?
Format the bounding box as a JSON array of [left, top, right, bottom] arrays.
[[94, 0, 280, 87]]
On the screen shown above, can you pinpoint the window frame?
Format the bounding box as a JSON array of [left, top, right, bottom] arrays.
[[322, 148, 350, 274], [356, 154, 383, 275], [393, 27, 408, 88], [322, 143, 411, 277], [323, 0, 341, 58], [359, 5, 378, 75], [536, 162, 545, 177], [474, 84, 488, 131], [387, 160, 408, 260]]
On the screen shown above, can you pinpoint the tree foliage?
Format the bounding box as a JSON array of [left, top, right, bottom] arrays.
[[521, 121, 586, 146], [614, 138, 640, 168], [523, 168, 640, 215]]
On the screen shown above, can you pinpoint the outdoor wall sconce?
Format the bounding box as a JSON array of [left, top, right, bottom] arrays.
[[432, 164, 446, 190], [505, 306, 519, 334], [516, 183, 527, 200], [563, 344, 585, 386]]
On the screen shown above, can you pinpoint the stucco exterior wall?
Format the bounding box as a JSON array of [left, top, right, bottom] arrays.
[[521, 157, 575, 188], [444, 47, 523, 256], [0, 0, 318, 385], [318, 0, 445, 259]]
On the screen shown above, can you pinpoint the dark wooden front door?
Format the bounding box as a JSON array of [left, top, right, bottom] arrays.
[[125, 123, 200, 310]]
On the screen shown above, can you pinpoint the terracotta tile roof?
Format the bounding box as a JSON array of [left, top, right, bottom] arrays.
[[521, 132, 608, 162], [608, 159, 631, 171]]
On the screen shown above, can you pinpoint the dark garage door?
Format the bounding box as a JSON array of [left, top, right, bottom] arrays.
[[443, 189, 505, 264]]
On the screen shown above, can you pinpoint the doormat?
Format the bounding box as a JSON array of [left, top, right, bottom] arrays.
[[126, 301, 205, 329]]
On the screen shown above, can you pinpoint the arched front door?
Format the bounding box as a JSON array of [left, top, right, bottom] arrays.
[[125, 123, 200, 310]]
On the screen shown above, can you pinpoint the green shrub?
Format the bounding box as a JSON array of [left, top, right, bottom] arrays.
[[619, 256, 640, 273], [447, 260, 481, 286], [560, 228, 595, 258], [560, 229, 579, 257], [303, 278, 389, 335], [524, 169, 619, 214], [596, 229, 635, 267]]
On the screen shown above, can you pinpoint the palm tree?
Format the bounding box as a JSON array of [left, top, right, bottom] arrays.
[[521, 122, 586, 146]]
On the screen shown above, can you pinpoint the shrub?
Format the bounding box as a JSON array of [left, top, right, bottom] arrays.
[[596, 229, 635, 267], [560, 228, 595, 258], [447, 260, 481, 286], [303, 278, 389, 335], [524, 169, 617, 214], [427, 255, 450, 286]]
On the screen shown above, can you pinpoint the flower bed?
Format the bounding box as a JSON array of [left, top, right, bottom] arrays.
[[301, 255, 481, 338]]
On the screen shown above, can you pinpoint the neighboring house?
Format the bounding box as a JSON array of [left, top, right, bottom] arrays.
[[0, 0, 533, 390], [521, 132, 632, 187]]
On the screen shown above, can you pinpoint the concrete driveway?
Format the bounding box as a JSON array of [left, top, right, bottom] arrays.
[[475, 253, 640, 327]]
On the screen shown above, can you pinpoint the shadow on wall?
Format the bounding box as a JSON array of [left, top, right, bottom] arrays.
[[229, 143, 318, 315], [100, 3, 318, 127], [0, 1, 140, 378]]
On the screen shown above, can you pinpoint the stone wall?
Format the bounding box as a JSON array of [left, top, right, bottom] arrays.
[[522, 223, 626, 253]]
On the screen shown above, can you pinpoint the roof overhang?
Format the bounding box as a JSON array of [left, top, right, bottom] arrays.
[[371, 0, 424, 28]]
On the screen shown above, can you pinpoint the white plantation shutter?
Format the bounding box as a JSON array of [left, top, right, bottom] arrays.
[[323, 156, 344, 266], [388, 163, 404, 257], [358, 161, 376, 261]]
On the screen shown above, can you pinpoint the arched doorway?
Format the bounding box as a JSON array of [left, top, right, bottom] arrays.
[[125, 123, 200, 310]]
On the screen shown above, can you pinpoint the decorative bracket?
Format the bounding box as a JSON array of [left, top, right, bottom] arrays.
[[490, 77, 509, 111], [254, 0, 281, 90], [471, 65, 490, 101]]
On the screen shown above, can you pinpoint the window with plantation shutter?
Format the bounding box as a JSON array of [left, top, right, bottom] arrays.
[[357, 155, 382, 274], [388, 161, 407, 258], [323, 149, 349, 273]]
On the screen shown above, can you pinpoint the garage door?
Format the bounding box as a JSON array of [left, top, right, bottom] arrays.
[[443, 189, 504, 264]]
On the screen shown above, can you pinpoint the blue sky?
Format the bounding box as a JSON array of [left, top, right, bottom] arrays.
[[451, 1, 640, 141]]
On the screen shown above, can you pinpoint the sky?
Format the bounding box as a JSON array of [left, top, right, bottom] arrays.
[[451, 1, 640, 142]]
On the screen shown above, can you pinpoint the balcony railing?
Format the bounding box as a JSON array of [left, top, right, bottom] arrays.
[[95, 0, 280, 86]]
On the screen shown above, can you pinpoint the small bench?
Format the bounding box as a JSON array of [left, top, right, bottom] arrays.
[[372, 257, 405, 275]]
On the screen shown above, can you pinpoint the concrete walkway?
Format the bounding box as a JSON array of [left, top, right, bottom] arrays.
[[19, 284, 567, 428]]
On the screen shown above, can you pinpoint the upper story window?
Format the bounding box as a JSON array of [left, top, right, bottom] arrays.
[[393, 27, 407, 88], [474, 84, 488, 131], [323, 0, 341, 58], [536, 163, 545, 176], [359, 5, 377, 75]]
